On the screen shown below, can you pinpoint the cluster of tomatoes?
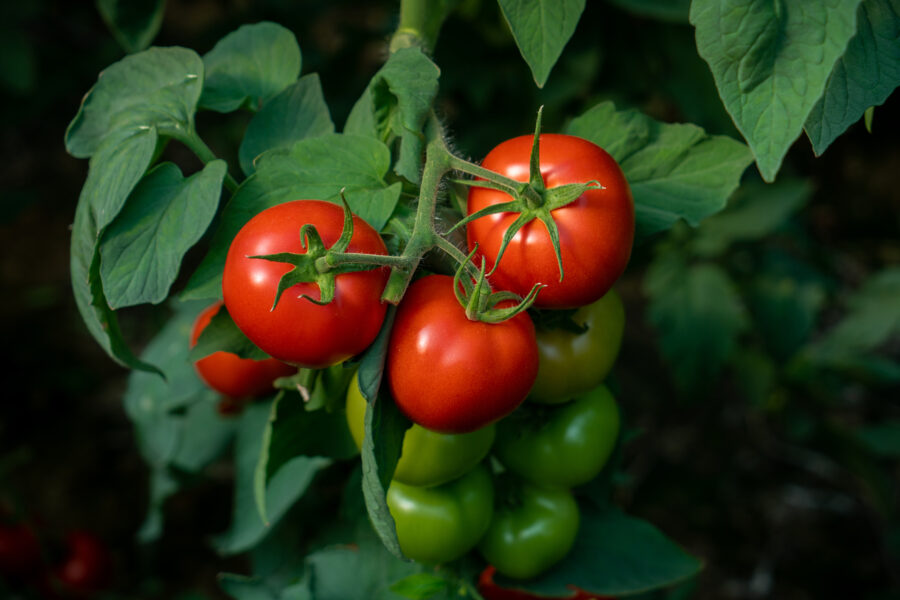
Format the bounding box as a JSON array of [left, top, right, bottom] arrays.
[[191, 133, 633, 598], [0, 513, 110, 598]]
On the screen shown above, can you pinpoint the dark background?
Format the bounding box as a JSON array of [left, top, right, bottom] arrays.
[[1, 0, 898, 598]]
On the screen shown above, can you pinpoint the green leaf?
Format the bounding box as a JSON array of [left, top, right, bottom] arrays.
[[219, 574, 279, 600], [498, 508, 702, 597], [566, 101, 753, 239], [607, 0, 691, 23], [748, 275, 826, 361], [99, 160, 226, 309], [690, 0, 862, 181], [188, 303, 269, 361], [200, 22, 301, 113], [388, 574, 450, 599], [307, 537, 421, 600], [692, 178, 811, 256], [357, 307, 396, 402], [171, 397, 238, 472], [645, 259, 748, 394], [70, 127, 161, 373], [344, 47, 440, 183], [856, 421, 900, 457], [254, 391, 357, 523], [96, 0, 166, 53], [182, 134, 400, 301], [497, 0, 586, 88], [805, 0, 900, 155], [239, 74, 335, 176], [65, 46, 204, 158], [213, 402, 330, 555], [137, 466, 179, 543]]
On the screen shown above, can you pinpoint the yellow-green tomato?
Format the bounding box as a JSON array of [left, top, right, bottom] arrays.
[[478, 477, 579, 579], [345, 374, 495, 487], [495, 385, 620, 489], [387, 463, 494, 564], [529, 289, 624, 404]]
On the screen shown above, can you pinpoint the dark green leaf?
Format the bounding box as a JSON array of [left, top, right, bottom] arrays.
[[171, 397, 238, 472], [96, 0, 166, 53], [690, 0, 862, 181], [307, 537, 421, 600], [566, 101, 753, 239], [65, 47, 204, 158], [357, 307, 397, 402], [213, 402, 330, 555], [498, 508, 702, 597], [389, 573, 450, 599], [219, 574, 279, 600], [748, 276, 826, 361], [344, 47, 440, 183], [188, 303, 269, 361], [857, 421, 900, 457], [239, 74, 335, 176], [182, 135, 400, 301], [645, 259, 748, 394], [608, 0, 691, 23], [200, 22, 301, 113], [806, 0, 900, 155], [100, 160, 226, 309], [497, 0, 586, 87]]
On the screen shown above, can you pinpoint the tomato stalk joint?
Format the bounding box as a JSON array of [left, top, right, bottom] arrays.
[[452, 246, 545, 323]]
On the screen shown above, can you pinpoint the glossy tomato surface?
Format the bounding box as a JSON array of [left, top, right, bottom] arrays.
[[346, 373, 495, 487], [387, 463, 494, 564], [190, 302, 295, 398], [530, 289, 624, 404], [467, 134, 634, 309], [223, 200, 389, 368], [478, 566, 614, 600], [386, 274, 538, 433]]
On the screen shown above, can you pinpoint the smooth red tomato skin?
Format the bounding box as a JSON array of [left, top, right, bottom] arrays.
[[478, 566, 614, 600], [55, 530, 110, 592], [387, 275, 539, 434], [467, 134, 634, 309], [0, 523, 41, 577], [191, 302, 295, 398], [223, 200, 389, 368]]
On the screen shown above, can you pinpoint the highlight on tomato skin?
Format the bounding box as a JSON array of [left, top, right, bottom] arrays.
[[477, 566, 616, 600], [190, 302, 295, 399]]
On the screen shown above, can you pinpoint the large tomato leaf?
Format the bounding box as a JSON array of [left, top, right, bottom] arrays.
[[239, 74, 335, 176], [566, 101, 752, 240], [99, 160, 226, 309], [199, 22, 301, 113], [344, 47, 440, 184], [181, 134, 401, 301], [96, 0, 166, 54], [497, 0, 585, 88], [494, 508, 703, 597], [307, 537, 422, 600], [188, 303, 269, 361], [805, 0, 900, 156], [690, 0, 862, 182]]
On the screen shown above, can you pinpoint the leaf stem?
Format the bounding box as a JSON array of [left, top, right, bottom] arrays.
[[168, 126, 240, 193]]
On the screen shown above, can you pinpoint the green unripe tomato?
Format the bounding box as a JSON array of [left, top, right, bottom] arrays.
[[529, 289, 624, 404], [495, 385, 619, 488], [478, 478, 579, 579], [388, 463, 494, 564], [346, 374, 496, 487]]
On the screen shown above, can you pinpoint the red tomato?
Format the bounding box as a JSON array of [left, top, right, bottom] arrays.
[[55, 530, 110, 593], [478, 566, 614, 600], [386, 274, 538, 433], [190, 302, 295, 398], [467, 134, 634, 309], [223, 200, 389, 368], [0, 522, 41, 578]]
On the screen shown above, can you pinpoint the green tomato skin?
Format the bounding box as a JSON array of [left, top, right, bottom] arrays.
[[387, 464, 494, 564], [529, 289, 624, 404], [346, 374, 496, 487], [495, 385, 619, 489], [478, 481, 580, 579]]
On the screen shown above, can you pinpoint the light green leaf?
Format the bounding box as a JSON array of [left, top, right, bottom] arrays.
[[137, 467, 179, 543], [805, 0, 900, 155], [200, 22, 301, 113], [498, 0, 586, 87], [100, 160, 226, 309], [307, 538, 421, 600], [65, 46, 203, 158], [691, 0, 862, 181], [239, 74, 334, 176], [388, 573, 449, 599], [566, 101, 753, 239], [96, 0, 166, 53]]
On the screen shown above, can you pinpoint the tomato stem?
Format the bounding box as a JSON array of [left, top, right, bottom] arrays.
[[165, 126, 240, 193]]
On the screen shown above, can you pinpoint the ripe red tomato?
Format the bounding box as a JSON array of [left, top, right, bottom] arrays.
[[54, 530, 110, 593], [386, 274, 538, 433], [467, 134, 634, 309], [478, 566, 614, 600], [191, 302, 295, 398], [223, 200, 389, 368], [0, 522, 41, 578]]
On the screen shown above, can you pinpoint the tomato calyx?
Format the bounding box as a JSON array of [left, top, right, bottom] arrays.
[[453, 247, 544, 323]]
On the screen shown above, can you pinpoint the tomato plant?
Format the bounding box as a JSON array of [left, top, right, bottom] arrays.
[[223, 200, 389, 368], [386, 274, 539, 433], [190, 302, 295, 398], [346, 373, 495, 487], [53, 530, 110, 593], [529, 290, 625, 404], [494, 385, 620, 489], [387, 463, 494, 564], [478, 478, 580, 580], [467, 134, 634, 309], [478, 566, 614, 600]]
